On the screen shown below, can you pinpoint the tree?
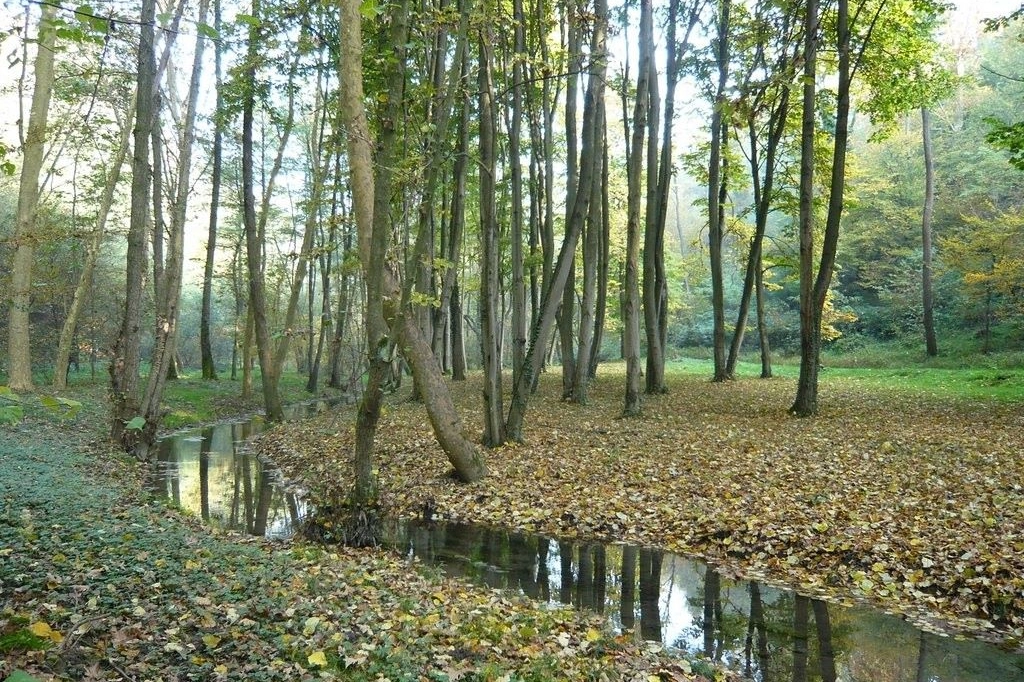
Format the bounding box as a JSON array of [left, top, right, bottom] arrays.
[[623, 0, 653, 416], [478, 16, 505, 447], [200, 0, 225, 380], [921, 106, 938, 355], [707, 0, 732, 383], [110, 0, 157, 451], [505, 0, 607, 440], [7, 1, 57, 391]]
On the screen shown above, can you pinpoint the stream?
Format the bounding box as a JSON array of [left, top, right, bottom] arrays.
[[147, 407, 1024, 681]]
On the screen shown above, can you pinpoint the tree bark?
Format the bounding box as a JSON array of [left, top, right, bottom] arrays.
[[478, 29, 505, 446], [240, 0, 284, 423], [708, 0, 731, 383], [921, 106, 938, 356], [791, 0, 820, 416], [7, 1, 57, 391], [623, 0, 652, 417], [200, 0, 224, 380], [136, 0, 210, 455], [110, 0, 156, 449], [506, 0, 606, 440]]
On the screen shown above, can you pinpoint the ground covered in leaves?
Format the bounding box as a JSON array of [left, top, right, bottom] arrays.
[[256, 368, 1024, 650], [0, 417, 722, 681]]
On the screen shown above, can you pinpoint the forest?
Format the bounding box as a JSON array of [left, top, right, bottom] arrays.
[[2, 0, 1024, 680]]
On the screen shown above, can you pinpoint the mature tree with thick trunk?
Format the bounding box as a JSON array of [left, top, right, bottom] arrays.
[[7, 2, 57, 391]]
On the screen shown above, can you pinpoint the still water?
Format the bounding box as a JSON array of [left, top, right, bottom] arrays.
[[149, 411, 1024, 682]]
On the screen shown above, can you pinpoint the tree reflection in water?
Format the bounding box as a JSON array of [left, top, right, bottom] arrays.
[[151, 421, 1024, 682]]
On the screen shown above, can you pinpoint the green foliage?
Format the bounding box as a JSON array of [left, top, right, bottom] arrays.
[[984, 118, 1024, 170]]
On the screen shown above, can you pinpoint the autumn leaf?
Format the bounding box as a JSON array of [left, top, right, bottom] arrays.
[[307, 650, 328, 667]]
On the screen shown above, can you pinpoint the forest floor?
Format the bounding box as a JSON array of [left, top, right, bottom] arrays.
[[0, 399, 715, 681], [256, 365, 1024, 651]]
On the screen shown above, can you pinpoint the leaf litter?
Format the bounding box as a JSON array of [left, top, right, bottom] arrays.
[[255, 370, 1024, 651], [0, 416, 723, 681]]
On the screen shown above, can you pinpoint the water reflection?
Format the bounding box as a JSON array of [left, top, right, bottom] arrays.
[[388, 521, 1024, 682], [152, 417, 1024, 681], [148, 419, 307, 539]]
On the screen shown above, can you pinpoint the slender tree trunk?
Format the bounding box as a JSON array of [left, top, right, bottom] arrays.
[[7, 1, 57, 391], [200, 0, 224, 380], [509, 0, 527, 390], [136, 0, 210, 455], [478, 29, 505, 446], [921, 106, 938, 357], [708, 0, 731, 383], [623, 0, 651, 417], [756, 254, 772, 378], [240, 0, 284, 423], [54, 106, 134, 390], [588, 130, 610, 380], [506, 0, 606, 440], [793, 0, 854, 416], [559, 15, 582, 398], [791, 0, 820, 416], [571, 13, 608, 403], [110, 0, 156, 449]]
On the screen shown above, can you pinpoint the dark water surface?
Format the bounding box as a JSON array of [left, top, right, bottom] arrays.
[[149, 411, 1024, 681]]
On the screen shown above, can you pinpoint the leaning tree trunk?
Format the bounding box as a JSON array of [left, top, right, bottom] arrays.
[[7, 1, 57, 391], [54, 105, 133, 390], [921, 106, 938, 357], [505, 0, 606, 441]]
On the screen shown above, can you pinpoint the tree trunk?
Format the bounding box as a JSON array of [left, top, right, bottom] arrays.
[[240, 0, 284, 423], [7, 1, 57, 391], [136, 0, 210, 456], [506, 0, 606, 440], [813, 599, 838, 682], [792, 595, 810, 682], [791, 0, 820, 416], [623, 0, 651, 417], [921, 106, 938, 357], [110, 0, 156, 449], [793, 0, 853, 417], [200, 0, 224, 380], [54, 105, 133, 390], [756, 253, 772, 378], [478, 30, 505, 447], [509, 0, 527, 390], [708, 0, 731, 383]]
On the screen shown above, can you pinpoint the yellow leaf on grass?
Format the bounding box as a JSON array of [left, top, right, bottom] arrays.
[[202, 634, 222, 648], [585, 628, 602, 642], [308, 650, 328, 667]]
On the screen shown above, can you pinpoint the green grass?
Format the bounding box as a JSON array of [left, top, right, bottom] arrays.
[[665, 355, 1024, 403]]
